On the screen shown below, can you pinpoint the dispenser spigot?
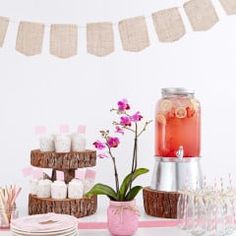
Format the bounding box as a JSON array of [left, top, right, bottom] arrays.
[[176, 146, 184, 160]]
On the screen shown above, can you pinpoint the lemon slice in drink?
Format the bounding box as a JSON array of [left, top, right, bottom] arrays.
[[175, 107, 187, 119], [190, 99, 199, 111], [156, 114, 166, 125], [160, 99, 172, 113]]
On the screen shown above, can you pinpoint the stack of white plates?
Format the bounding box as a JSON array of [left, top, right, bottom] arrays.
[[10, 213, 78, 236]]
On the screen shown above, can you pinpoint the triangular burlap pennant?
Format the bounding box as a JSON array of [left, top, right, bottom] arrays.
[[50, 24, 78, 58], [119, 16, 150, 52], [219, 0, 236, 15], [87, 22, 114, 57], [152, 8, 186, 42], [184, 0, 219, 31], [16, 22, 44, 56], [0, 16, 9, 47]]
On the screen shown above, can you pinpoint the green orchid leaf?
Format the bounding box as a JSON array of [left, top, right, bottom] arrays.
[[125, 186, 143, 201], [119, 168, 149, 201], [86, 183, 118, 200]]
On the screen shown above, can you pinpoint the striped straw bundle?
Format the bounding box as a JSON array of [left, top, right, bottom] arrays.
[[0, 185, 21, 228]]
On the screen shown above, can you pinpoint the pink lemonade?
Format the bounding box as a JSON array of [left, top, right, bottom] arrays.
[[155, 89, 201, 158]]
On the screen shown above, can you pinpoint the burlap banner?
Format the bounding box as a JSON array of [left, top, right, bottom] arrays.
[[152, 8, 186, 42], [119, 16, 150, 52], [184, 0, 219, 31], [50, 24, 78, 58], [0, 0, 235, 57], [16, 22, 44, 56], [0, 16, 9, 47], [219, 0, 236, 15], [87, 22, 114, 57]]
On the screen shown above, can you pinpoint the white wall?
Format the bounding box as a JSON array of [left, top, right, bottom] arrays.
[[1, 0, 236, 216]]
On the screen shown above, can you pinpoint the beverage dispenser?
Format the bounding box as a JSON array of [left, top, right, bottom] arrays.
[[143, 88, 203, 218], [155, 88, 200, 158]]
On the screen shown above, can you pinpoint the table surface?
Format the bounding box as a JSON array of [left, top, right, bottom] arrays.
[[1, 228, 190, 235], [0, 204, 190, 235]]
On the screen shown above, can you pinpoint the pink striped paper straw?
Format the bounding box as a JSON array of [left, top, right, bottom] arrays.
[[77, 125, 86, 134], [11, 187, 22, 206], [56, 171, 65, 181], [22, 167, 33, 177], [75, 170, 85, 180], [35, 126, 47, 135], [32, 169, 43, 179], [85, 169, 96, 180], [59, 124, 70, 134]]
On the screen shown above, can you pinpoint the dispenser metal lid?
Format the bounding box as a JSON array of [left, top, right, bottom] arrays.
[[162, 88, 195, 97]]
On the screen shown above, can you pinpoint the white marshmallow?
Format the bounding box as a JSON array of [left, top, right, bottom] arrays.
[[51, 181, 67, 200], [83, 179, 95, 194], [29, 179, 39, 195], [71, 133, 86, 152], [39, 135, 55, 152], [83, 169, 96, 194], [68, 179, 84, 199], [37, 179, 52, 198], [55, 135, 71, 153]]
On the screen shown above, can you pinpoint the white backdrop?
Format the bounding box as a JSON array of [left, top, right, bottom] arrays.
[[0, 0, 236, 216]]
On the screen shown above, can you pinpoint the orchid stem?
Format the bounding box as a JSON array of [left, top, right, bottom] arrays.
[[130, 123, 138, 190], [107, 145, 120, 194], [138, 120, 152, 137]]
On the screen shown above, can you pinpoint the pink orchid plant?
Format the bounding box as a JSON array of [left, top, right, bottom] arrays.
[[87, 99, 152, 201]]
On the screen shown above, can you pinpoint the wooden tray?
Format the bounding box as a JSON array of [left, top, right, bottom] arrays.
[[28, 194, 97, 218], [31, 149, 97, 170], [143, 187, 180, 219]]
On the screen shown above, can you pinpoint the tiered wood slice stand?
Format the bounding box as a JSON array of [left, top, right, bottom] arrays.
[[143, 187, 180, 219], [28, 149, 97, 218]]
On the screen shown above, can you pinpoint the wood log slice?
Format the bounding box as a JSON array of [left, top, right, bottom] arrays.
[[143, 187, 180, 219], [28, 194, 97, 218], [31, 149, 97, 169]]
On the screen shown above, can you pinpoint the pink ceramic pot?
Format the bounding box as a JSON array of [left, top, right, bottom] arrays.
[[107, 200, 139, 236]]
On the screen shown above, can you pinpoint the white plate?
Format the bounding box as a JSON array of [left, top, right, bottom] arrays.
[[11, 225, 76, 234], [11, 227, 77, 236], [11, 213, 78, 233], [11, 232, 78, 236]]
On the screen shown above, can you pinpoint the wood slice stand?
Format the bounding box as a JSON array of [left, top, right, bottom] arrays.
[[28, 149, 97, 218], [143, 187, 180, 219], [28, 194, 97, 218]]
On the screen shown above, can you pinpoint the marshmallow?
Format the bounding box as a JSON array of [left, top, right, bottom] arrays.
[[51, 181, 67, 200], [84, 169, 96, 194], [37, 179, 52, 198], [29, 179, 39, 195], [39, 135, 55, 152], [68, 179, 84, 199], [55, 135, 71, 153], [71, 133, 86, 152]]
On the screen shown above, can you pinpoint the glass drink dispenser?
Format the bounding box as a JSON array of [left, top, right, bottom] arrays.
[[151, 88, 202, 192], [155, 88, 201, 157]]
